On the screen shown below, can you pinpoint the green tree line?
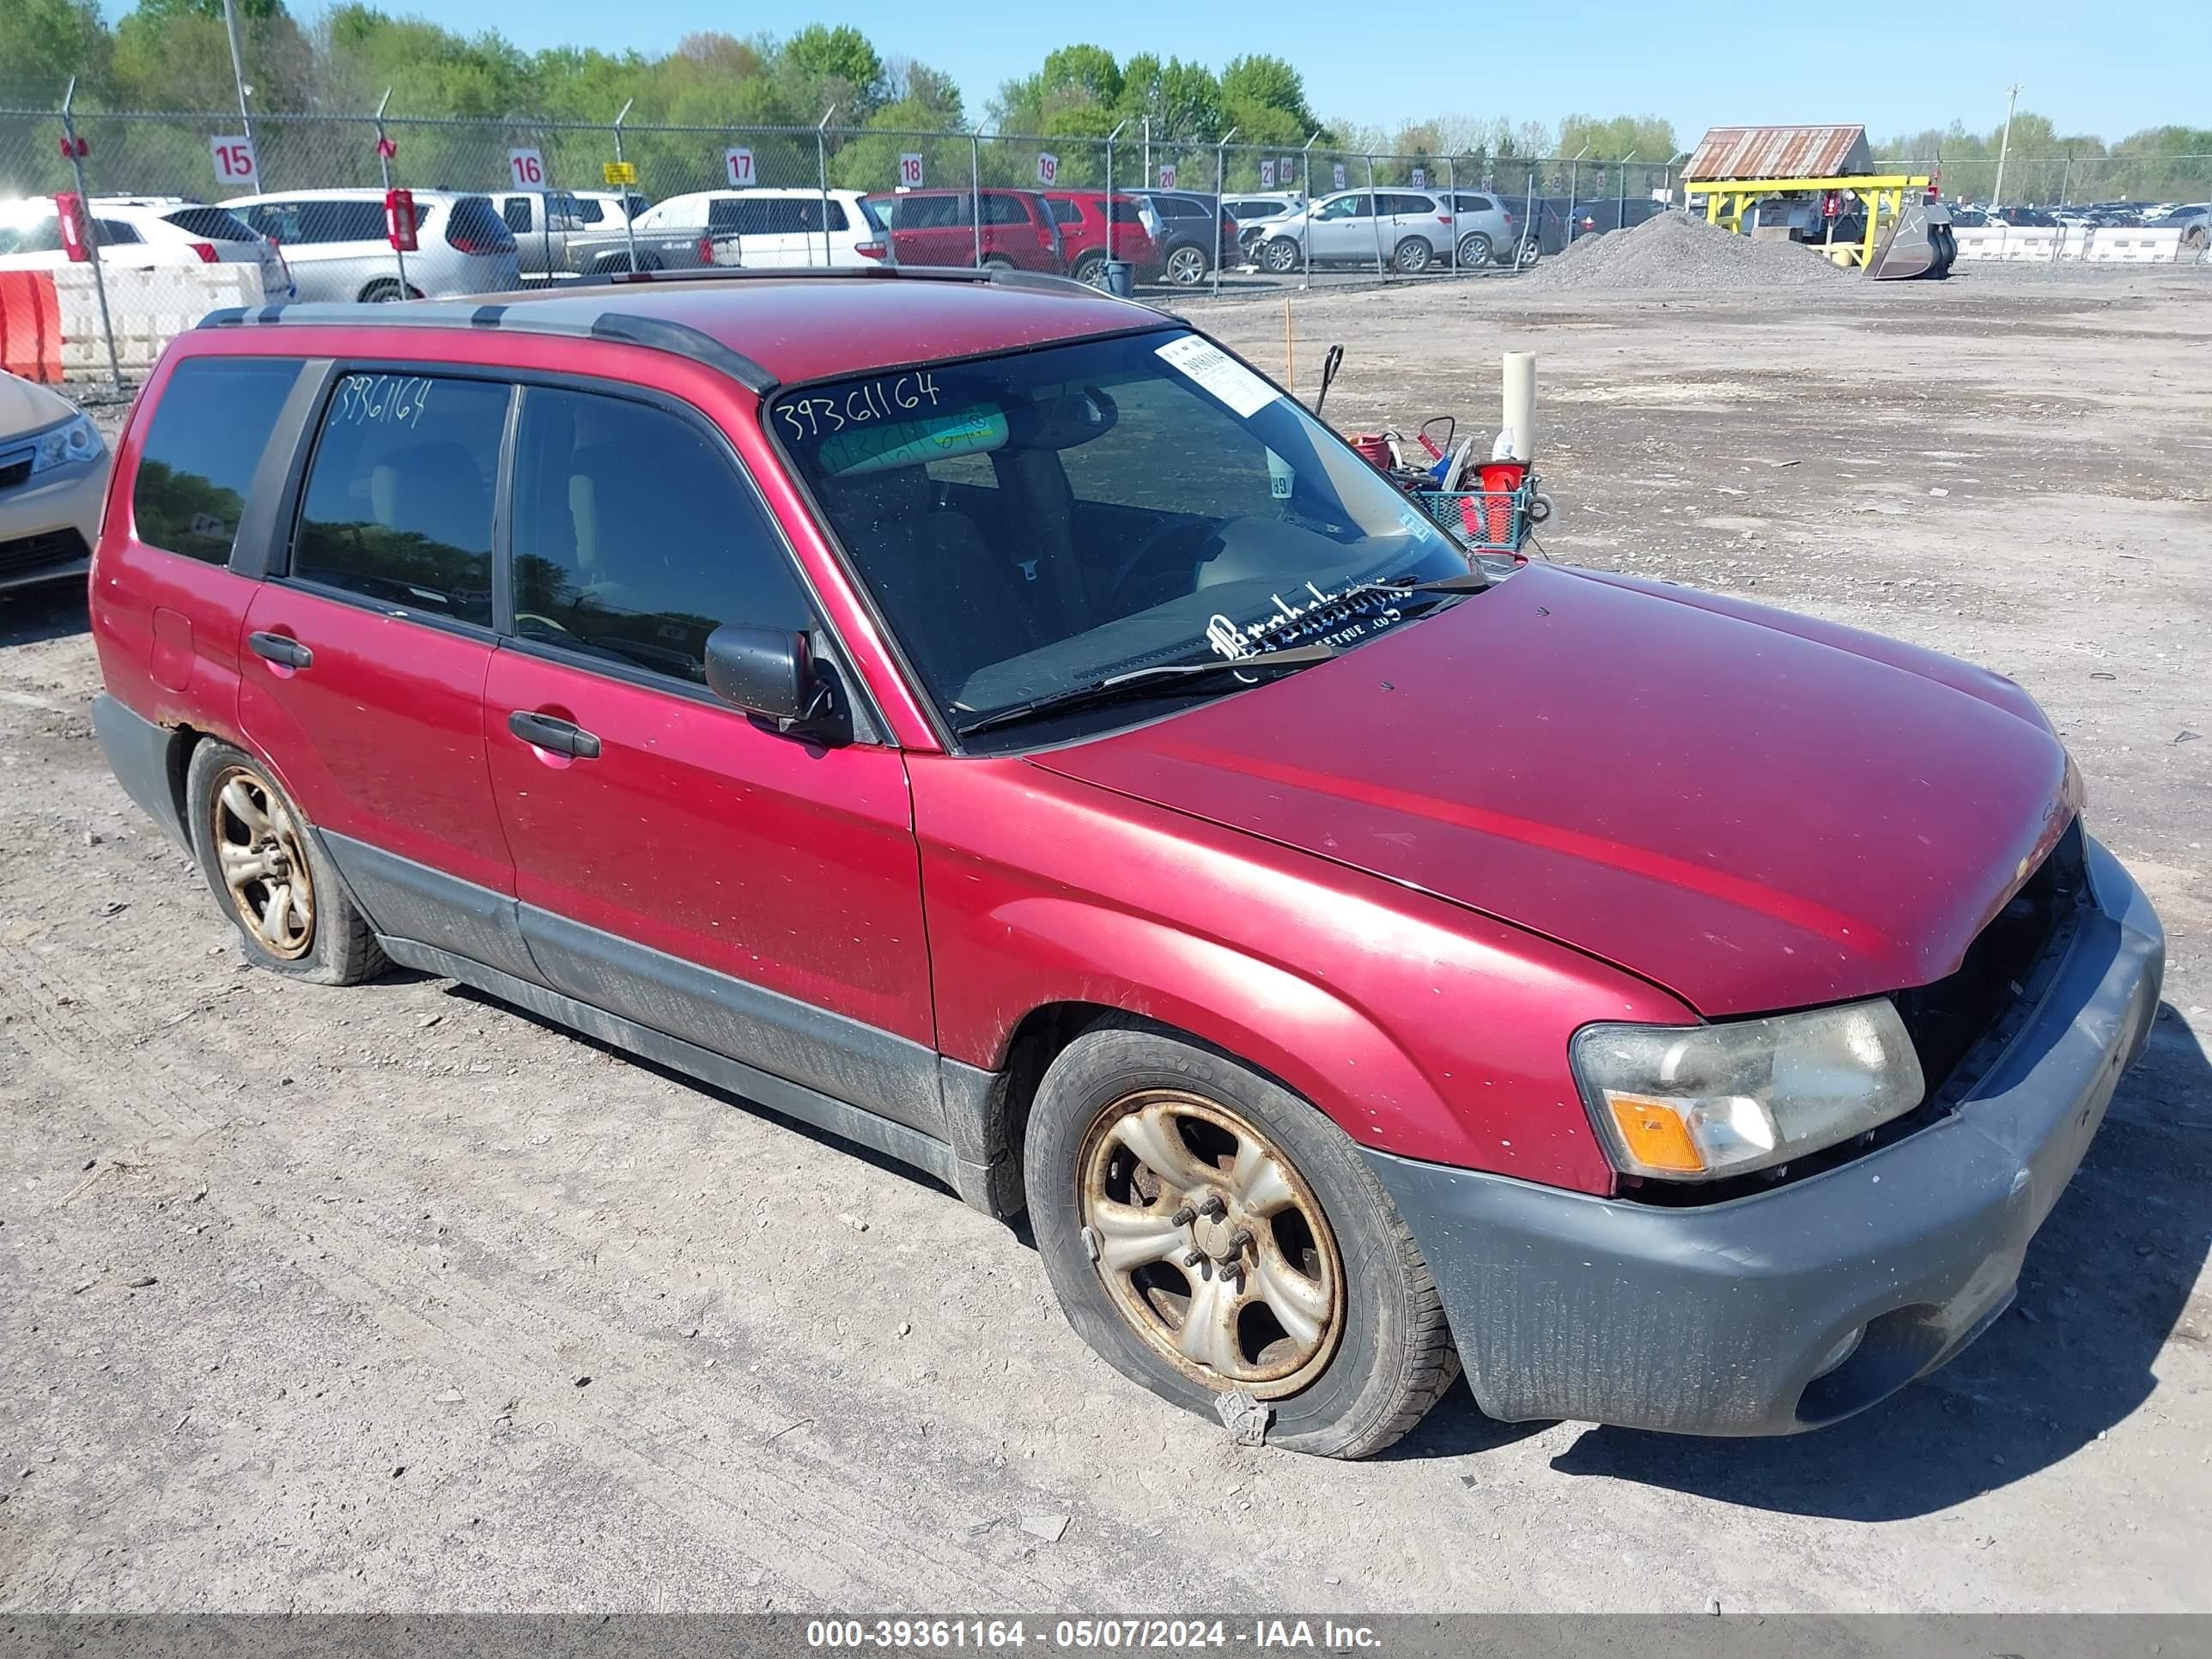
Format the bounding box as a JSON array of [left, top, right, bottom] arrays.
[[3, 3, 2202, 205]]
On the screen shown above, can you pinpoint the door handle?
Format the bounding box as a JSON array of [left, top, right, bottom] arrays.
[[247, 630, 313, 670], [507, 709, 602, 760]]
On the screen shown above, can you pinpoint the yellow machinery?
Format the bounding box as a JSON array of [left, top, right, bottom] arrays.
[[1692, 173, 1956, 278]]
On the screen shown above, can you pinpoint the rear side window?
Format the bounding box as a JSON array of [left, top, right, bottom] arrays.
[[443, 196, 516, 252], [162, 207, 258, 241], [289, 374, 508, 627], [94, 219, 143, 245], [1046, 198, 1084, 226], [892, 194, 964, 229], [507, 387, 811, 685], [981, 194, 1030, 226], [132, 356, 302, 565], [500, 196, 533, 232]]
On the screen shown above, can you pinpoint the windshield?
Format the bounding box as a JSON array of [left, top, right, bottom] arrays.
[[775, 329, 1469, 741]]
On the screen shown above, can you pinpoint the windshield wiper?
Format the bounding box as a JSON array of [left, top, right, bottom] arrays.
[[1346, 569, 1492, 599], [954, 643, 1339, 738]]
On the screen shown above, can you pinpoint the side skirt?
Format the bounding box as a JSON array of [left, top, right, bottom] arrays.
[[378, 934, 991, 1206]]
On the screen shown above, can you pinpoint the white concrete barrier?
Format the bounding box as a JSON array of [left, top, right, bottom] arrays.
[[53, 262, 267, 380], [1950, 223, 2191, 265], [2084, 228, 2186, 264]]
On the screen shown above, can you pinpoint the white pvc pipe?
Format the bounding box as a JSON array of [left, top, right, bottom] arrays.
[[1502, 350, 1537, 461]]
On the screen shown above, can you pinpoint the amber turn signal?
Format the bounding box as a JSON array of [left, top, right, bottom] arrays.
[[1602, 1092, 1707, 1175]]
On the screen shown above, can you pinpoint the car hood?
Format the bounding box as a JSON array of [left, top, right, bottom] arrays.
[[0, 371, 74, 441], [1028, 564, 2077, 1016]]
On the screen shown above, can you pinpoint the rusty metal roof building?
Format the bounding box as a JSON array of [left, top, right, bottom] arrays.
[[1684, 125, 1875, 181]]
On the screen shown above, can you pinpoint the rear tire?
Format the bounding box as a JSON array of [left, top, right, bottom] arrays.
[[1071, 252, 1108, 287], [185, 741, 385, 987], [1024, 1020, 1461, 1459], [981, 253, 1016, 270], [356, 279, 421, 303], [1392, 236, 1433, 274], [1164, 245, 1209, 286]]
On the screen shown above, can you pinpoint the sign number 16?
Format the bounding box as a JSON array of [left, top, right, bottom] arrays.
[[507, 148, 545, 187]]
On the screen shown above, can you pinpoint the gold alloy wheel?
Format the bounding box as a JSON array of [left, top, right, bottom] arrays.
[[1079, 1089, 1345, 1397], [209, 765, 315, 959]]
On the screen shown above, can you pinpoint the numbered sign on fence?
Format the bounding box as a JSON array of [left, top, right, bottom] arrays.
[[724, 148, 755, 187], [1410, 167, 1426, 187], [1261, 160, 1276, 187], [1036, 152, 1058, 186], [507, 148, 546, 188], [1282, 158, 1297, 184], [898, 153, 925, 188], [1158, 165, 1176, 189], [1332, 162, 1346, 190], [210, 135, 259, 191]]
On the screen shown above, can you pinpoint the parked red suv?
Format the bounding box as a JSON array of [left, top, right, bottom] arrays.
[[90, 270, 2162, 1456], [1038, 190, 1164, 286], [863, 187, 1063, 272]]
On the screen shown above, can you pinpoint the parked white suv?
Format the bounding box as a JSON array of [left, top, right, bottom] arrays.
[[633, 189, 886, 267], [0, 197, 292, 299], [224, 188, 520, 302]]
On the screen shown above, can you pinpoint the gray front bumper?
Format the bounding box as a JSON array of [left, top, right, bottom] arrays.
[[1364, 835, 2164, 1437]]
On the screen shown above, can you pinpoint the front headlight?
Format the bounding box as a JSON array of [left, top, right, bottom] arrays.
[[1571, 999, 1925, 1182], [30, 412, 105, 476]]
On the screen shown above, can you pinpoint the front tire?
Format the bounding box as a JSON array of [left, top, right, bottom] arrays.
[[186, 741, 385, 986], [1456, 231, 1492, 268], [1024, 1021, 1460, 1458], [1259, 237, 1301, 274], [1392, 235, 1433, 274]]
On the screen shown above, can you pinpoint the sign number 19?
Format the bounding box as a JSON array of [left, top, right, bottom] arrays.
[[507, 148, 546, 187]]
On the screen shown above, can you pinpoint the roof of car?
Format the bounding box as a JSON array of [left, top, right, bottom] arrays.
[[200, 269, 1171, 391]]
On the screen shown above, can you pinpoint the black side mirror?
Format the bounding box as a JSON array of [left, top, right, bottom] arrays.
[[703, 625, 831, 733]]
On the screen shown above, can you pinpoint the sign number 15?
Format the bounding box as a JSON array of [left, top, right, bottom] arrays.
[[210, 136, 258, 187]]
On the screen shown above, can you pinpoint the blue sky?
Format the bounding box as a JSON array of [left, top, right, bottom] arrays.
[[310, 0, 2208, 143]]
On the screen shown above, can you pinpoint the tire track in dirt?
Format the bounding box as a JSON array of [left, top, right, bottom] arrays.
[[0, 938, 1250, 1607]]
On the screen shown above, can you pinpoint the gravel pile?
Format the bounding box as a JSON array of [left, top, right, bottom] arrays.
[[1524, 211, 1851, 293]]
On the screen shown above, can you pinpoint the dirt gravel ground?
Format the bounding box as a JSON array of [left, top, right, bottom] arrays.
[[3, 265, 2209, 1615]]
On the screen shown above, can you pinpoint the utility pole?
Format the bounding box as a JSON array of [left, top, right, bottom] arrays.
[[1990, 82, 2021, 208], [222, 0, 254, 140]]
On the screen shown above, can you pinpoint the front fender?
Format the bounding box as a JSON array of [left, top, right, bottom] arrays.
[[911, 754, 1686, 1193]]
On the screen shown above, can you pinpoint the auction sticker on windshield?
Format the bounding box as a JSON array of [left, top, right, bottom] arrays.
[[1157, 337, 1279, 419]]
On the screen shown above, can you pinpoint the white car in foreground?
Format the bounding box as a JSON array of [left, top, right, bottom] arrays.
[[0, 197, 292, 299]]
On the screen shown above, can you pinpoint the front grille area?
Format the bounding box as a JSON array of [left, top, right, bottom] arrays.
[[0, 457, 32, 492], [1894, 818, 2085, 1099], [0, 527, 90, 583]]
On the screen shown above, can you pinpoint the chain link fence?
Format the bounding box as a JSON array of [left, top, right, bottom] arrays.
[[5, 100, 2209, 387]]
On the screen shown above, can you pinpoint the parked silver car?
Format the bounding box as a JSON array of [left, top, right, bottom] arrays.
[[1221, 191, 1306, 256], [1255, 188, 1522, 274], [224, 189, 521, 302]]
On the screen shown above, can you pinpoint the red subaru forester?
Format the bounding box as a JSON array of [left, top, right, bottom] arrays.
[[89, 270, 2163, 1456]]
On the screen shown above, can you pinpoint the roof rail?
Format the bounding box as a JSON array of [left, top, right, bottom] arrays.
[[580, 262, 1153, 307], [195, 300, 775, 392]]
